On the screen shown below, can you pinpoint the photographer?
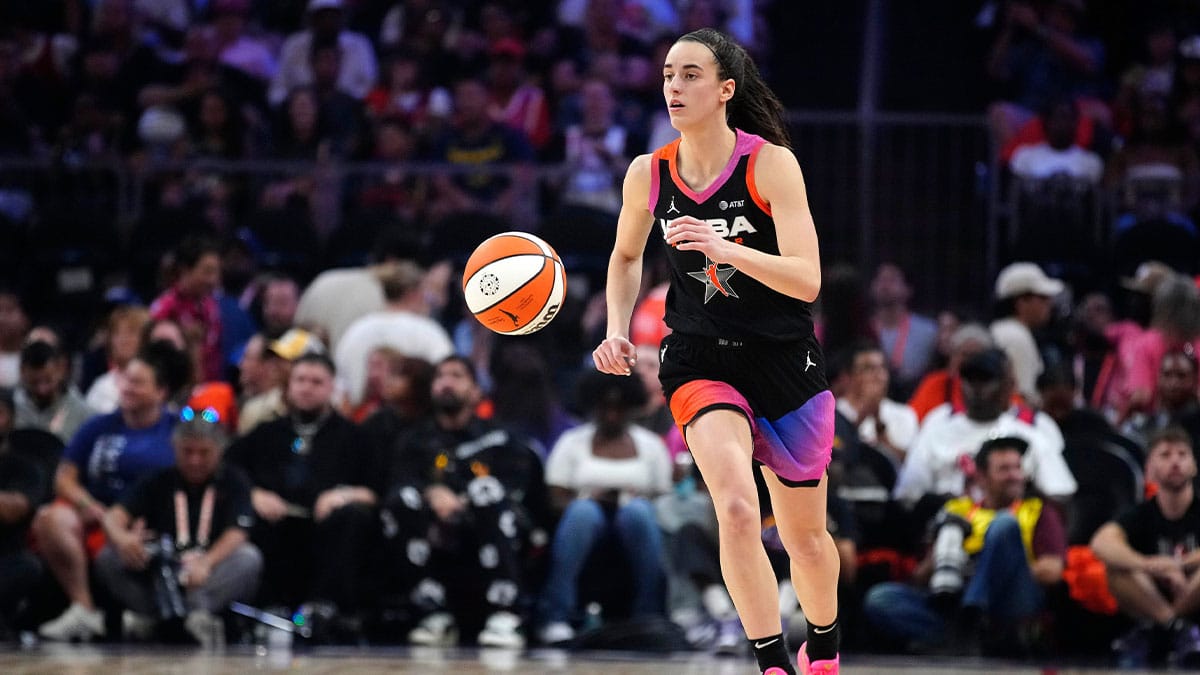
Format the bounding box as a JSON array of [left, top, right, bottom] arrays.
[[96, 409, 261, 646]]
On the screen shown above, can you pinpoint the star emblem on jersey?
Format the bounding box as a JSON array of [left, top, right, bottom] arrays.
[[687, 258, 739, 303]]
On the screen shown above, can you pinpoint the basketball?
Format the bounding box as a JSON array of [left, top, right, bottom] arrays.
[[462, 231, 567, 335]]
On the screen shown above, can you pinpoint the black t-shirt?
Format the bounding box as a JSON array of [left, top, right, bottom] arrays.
[[121, 466, 255, 550], [0, 452, 47, 555], [393, 417, 550, 532], [1116, 496, 1200, 557], [226, 413, 382, 508]]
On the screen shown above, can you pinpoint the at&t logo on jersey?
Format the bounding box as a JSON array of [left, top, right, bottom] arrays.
[[658, 216, 758, 240], [718, 199, 744, 211]]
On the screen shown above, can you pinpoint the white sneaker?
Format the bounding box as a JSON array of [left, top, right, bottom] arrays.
[[185, 610, 225, 649], [38, 603, 106, 641], [538, 621, 575, 645], [121, 610, 157, 641], [408, 611, 458, 646], [477, 611, 525, 649]]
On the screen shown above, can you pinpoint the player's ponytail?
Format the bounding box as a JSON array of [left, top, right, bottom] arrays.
[[678, 28, 792, 150]]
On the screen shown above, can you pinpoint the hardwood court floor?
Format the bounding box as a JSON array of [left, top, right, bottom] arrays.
[[0, 645, 1158, 675]]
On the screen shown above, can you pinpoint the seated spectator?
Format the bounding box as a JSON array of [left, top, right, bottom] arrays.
[[150, 236, 225, 384], [96, 411, 262, 647], [86, 306, 150, 414], [425, 77, 536, 225], [1091, 428, 1200, 667], [14, 338, 94, 443], [359, 350, 433, 460], [32, 352, 177, 641], [353, 117, 424, 227], [364, 49, 451, 137], [335, 262, 454, 413], [1112, 21, 1176, 135], [865, 437, 1066, 656], [308, 37, 367, 159], [1122, 349, 1200, 450], [537, 371, 671, 645], [990, 262, 1064, 407], [486, 39, 551, 151], [225, 354, 379, 624], [187, 88, 249, 161], [379, 356, 548, 648], [836, 341, 920, 466], [0, 387, 49, 637], [0, 289, 29, 388], [894, 348, 1075, 508], [212, 0, 277, 84], [1114, 274, 1200, 421], [908, 323, 997, 422], [489, 343, 577, 459], [269, 0, 377, 107], [868, 263, 939, 400], [1106, 92, 1200, 226], [237, 328, 325, 435], [1009, 98, 1104, 182]]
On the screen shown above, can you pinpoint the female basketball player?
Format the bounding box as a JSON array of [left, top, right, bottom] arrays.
[[592, 29, 838, 674]]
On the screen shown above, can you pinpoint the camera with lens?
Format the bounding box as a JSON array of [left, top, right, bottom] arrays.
[[145, 534, 188, 621]]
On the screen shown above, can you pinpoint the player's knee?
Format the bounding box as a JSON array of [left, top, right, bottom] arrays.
[[782, 527, 829, 564], [714, 495, 759, 538]]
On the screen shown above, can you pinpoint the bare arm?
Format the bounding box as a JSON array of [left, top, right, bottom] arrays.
[[201, 527, 248, 569], [1031, 554, 1064, 586], [664, 144, 821, 301], [55, 461, 106, 525], [594, 154, 655, 376], [1091, 521, 1147, 572], [0, 492, 31, 524]]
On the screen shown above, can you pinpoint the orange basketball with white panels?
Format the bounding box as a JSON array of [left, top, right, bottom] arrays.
[[462, 231, 566, 335]]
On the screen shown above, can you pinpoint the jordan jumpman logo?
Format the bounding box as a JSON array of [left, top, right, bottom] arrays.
[[805, 351, 817, 372], [667, 196, 680, 214]]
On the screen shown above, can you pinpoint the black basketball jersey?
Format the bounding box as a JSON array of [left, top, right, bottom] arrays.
[[649, 129, 815, 341]]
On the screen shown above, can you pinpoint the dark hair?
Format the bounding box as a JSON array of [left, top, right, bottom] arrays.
[[438, 355, 478, 384], [0, 387, 13, 414], [676, 28, 791, 149], [293, 352, 337, 375], [137, 340, 194, 398], [975, 436, 1029, 473], [20, 340, 61, 370], [575, 368, 649, 413], [174, 235, 221, 271], [1148, 426, 1195, 454], [842, 339, 884, 370]]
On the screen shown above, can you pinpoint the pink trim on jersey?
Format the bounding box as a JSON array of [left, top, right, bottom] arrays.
[[667, 129, 766, 205]]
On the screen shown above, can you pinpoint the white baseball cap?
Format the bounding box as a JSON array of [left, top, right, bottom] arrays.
[[994, 262, 1064, 299]]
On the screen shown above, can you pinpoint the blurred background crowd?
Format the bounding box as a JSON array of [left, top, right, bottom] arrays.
[[2, 0, 1200, 667]]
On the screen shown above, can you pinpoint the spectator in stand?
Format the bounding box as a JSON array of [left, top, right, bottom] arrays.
[[309, 37, 368, 159], [1122, 349, 1200, 450], [334, 262, 454, 413], [150, 236, 224, 384], [1069, 292, 1122, 413], [425, 77, 536, 225], [0, 289, 29, 389], [14, 338, 93, 443], [909, 323, 1004, 422], [489, 342, 577, 460], [238, 328, 325, 434], [537, 371, 671, 645], [187, 88, 249, 160], [359, 350, 433, 462], [1113, 273, 1200, 423], [32, 351, 177, 641], [273, 86, 325, 160], [269, 0, 377, 107], [355, 116, 425, 226], [380, 356, 549, 649], [212, 0, 278, 84], [1113, 21, 1177, 134], [1107, 92, 1200, 230], [257, 274, 301, 340], [365, 49, 452, 137], [865, 436, 1066, 656], [0, 387, 48, 637], [544, 78, 642, 219], [86, 306, 151, 414], [894, 348, 1075, 508], [990, 262, 1065, 406], [1009, 98, 1104, 182], [868, 263, 939, 400], [96, 413, 262, 647], [226, 353, 380, 621], [1092, 428, 1200, 668], [985, 0, 1108, 150], [486, 38, 552, 151], [836, 341, 920, 467]]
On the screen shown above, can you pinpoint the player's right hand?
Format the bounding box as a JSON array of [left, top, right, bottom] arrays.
[[593, 336, 637, 375]]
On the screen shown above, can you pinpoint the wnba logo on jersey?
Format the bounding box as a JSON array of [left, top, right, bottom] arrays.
[[658, 216, 758, 240]]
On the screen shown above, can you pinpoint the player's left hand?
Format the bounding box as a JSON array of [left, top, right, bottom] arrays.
[[664, 216, 736, 263]]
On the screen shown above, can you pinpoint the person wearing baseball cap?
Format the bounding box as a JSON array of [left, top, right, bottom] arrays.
[[238, 328, 326, 434], [990, 262, 1065, 405], [269, 0, 377, 106]]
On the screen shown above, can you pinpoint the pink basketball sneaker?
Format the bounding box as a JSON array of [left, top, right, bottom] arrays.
[[762, 669, 790, 675], [798, 642, 839, 674]]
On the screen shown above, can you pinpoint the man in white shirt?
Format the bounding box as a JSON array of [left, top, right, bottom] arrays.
[[269, 0, 377, 106], [1009, 98, 1104, 183], [894, 348, 1076, 506], [990, 262, 1065, 406], [836, 341, 920, 465]]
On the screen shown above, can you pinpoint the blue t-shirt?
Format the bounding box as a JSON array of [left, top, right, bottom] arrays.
[[63, 410, 177, 505]]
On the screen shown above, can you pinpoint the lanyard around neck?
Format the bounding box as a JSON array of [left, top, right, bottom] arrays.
[[175, 485, 215, 549]]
